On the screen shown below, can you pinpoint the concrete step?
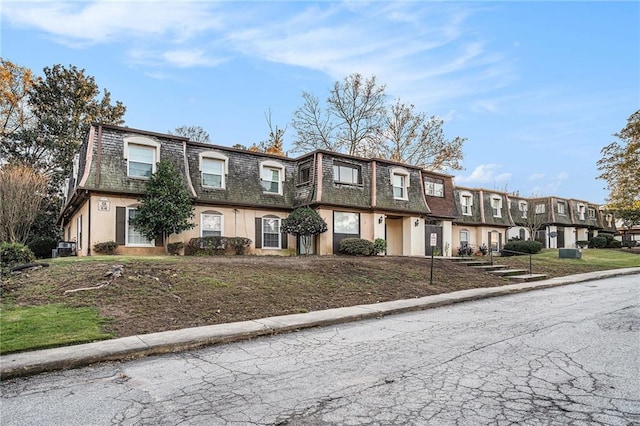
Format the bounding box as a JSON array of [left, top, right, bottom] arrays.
[[471, 264, 509, 272], [507, 274, 549, 282], [455, 260, 491, 267], [488, 269, 530, 277]]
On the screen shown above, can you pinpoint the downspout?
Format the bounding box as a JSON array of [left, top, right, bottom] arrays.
[[87, 193, 91, 256]]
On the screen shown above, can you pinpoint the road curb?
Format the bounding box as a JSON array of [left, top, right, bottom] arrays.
[[2, 268, 639, 380]]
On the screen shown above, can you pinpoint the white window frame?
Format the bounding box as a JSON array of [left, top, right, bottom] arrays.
[[123, 136, 160, 179], [333, 162, 361, 185], [126, 207, 154, 247], [460, 192, 473, 216], [201, 212, 223, 237], [577, 203, 586, 220], [557, 201, 566, 215], [491, 196, 502, 218], [262, 217, 281, 249], [260, 160, 285, 195], [460, 229, 470, 245], [199, 151, 229, 189], [535, 204, 546, 214], [588, 208, 596, 219], [391, 167, 410, 200], [425, 177, 444, 197], [519, 201, 528, 218]]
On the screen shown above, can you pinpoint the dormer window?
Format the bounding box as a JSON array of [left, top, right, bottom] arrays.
[[260, 160, 285, 195], [460, 192, 473, 216], [519, 201, 528, 218], [491, 195, 502, 218], [199, 151, 229, 189], [391, 167, 410, 200], [577, 204, 586, 220], [333, 161, 361, 185], [425, 177, 444, 197], [558, 201, 566, 215], [123, 136, 161, 178]]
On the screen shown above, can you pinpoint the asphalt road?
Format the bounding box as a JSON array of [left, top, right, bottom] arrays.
[[1, 275, 638, 425]]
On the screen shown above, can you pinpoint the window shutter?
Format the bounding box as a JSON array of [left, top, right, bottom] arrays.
[[116, 207, 126, 245], [281, 231, 288, 249], [155, 233, 164, 247], [255, 217, 262, 248]]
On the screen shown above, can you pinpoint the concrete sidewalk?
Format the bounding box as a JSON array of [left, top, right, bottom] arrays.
[[2, 268, 639, 380]]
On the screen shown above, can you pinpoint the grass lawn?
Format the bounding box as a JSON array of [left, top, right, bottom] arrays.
[[1, 248, 638, 354]]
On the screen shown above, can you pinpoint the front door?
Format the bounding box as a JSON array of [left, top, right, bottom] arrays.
[[425, 224, 443, 256]]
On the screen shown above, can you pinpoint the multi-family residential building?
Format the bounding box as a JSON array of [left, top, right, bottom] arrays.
[[59, 123, 458, 257], [58, 123, 616, 257]]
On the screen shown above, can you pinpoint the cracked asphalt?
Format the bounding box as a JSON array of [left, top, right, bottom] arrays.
[[1, 274, 638, 425]]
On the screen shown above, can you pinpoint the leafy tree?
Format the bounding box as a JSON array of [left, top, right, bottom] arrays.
[[0, 59, 35, 140], [597, 110, 640, 211], [130, 160, 195, 254], [281, 207, 328, 255], [0, 164, 49, 244], [378, 99, 465, 171], [292, 73, 387, 156], [609, 208, 640, 242], [169, 125, 211, 143]]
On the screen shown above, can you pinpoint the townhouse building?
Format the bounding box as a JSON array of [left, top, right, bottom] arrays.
[[59, 124, 457, 257], [59, 123, 615, 257]]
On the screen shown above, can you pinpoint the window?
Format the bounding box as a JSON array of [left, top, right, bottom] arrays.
[[76, 215, 82, 250], [334, 212, 360, 234], [519, 201, 528, 218], [201, 212, 222, 237], [126, 208, 153, 246], [519, 228, 526, 240], [491, 196, 502, 217], [333, 162, 361, 185], [461, 193, 473, 215], [260, 160, 285, 195], [202, 159, 224, 188], [262, 217, 281, 249], [298, 164, 311, 184], [128, 144, 155, 178], [588, 208, 596, 219], [425, 177, 444, 197], [262, 167, 280, 193], [577, 204, 586, 220], [557, 202, 566, 215], [460, 229, 469, 245], [199, 151, 228, 189], [391, 168, 410, 200], [535, 204, 545, 214]]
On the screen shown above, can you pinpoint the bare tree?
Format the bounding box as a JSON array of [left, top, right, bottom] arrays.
[[328, 73, 387, 156], [521, 198, 548, 242], [169, 125, 211, 143], [0, 163, 49, 243], [378, 99, 465, 171], [291, 91, 336, 152]]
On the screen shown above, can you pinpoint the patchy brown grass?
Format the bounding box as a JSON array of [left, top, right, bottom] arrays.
[[2, 251, 637, 339]]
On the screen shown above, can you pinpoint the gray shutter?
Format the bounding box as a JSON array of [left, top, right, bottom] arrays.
[[255, 217, 262, 248], [281, 229, 288, 249], [155, 233, 164, 247], [116, 207, 126, 245]]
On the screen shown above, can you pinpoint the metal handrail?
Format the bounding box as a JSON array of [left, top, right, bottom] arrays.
[[498, 249, 533, 275]]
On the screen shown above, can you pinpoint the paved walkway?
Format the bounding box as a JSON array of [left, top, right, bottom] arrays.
[[2, 268, 639, 380]]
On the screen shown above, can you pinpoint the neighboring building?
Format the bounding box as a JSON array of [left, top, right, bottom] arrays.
[[452, 187, 514, 254], [59, 123, 616, 257]]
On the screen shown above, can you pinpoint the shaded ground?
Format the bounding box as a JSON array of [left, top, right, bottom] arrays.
[[0, 254, 634, 338]]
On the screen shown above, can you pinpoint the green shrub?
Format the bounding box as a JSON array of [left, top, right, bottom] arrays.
[[93, 241, 119, 255], [339, 238, 374, 256], [608, 239, 622, 248], [372, 238, 387, 255], [1, 242, 36, 269], [588, 236, 607, 249], [622, 240, 638, 248], [27, 237, 57, 259], [167, 242, 184, 255], [187, 236, 252, 256], [502, 240, 543, 256], [227, 237, 251, 255], [576, 240, 589, 249]]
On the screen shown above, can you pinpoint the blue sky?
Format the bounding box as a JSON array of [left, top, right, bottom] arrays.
[[2, 1, 638, 204]]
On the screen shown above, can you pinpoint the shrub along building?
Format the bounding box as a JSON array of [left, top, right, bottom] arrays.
[[59, 123, 616, 257]]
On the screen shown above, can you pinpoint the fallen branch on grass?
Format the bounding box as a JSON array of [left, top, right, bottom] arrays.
[[64, 264, 124, 295]]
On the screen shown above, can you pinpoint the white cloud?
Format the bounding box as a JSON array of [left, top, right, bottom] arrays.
[[528, 173, 546, 181], [455, 164, 512, 185]]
